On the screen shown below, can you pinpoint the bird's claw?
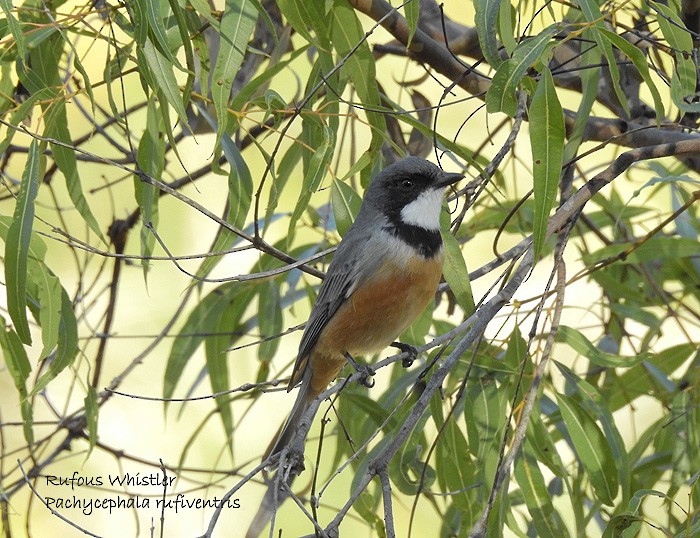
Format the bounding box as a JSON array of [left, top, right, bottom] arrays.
[[344, 352, 375, 388], [392, 341, 418, 368]]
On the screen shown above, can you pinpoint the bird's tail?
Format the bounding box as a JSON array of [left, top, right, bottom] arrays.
[[247, 370, 317, 538], [262, 368, 316, 461]]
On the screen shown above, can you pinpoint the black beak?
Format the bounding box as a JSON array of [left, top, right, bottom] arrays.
[[435, 171, 464, 189]]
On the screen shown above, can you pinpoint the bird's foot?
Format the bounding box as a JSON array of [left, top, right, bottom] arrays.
[[343, 352, 375, 388], [392, 341, 418, 367]]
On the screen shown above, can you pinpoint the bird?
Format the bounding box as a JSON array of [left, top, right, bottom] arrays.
[[247, 156, 463, 537]]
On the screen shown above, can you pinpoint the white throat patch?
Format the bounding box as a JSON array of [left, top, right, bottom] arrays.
[[399, 188, 444, 230]]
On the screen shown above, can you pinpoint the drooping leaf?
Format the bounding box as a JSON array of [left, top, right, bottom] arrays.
[[0, 0, 27, 58], [5, 138, 41, 344], [211, 0, 258, 144], [651, 1, 700, 113], [486, 24, 560, 116], [288, 119, 335, 243], [441, 219, 475, 315], [576, 0, 630, 116], [43, 101, 106, 242], [164, 282, 258, 404], [530, 67, 564, 260], [139, 0, 181, 67], [556, 393, 618, 506], [605, 343, 696, 412], [556, 325, 652, 368], [331, 178, 362, 236], [435, 395, 478, 526], [597, 28, 665, 122], [515, 448, 569, 538], [135, 97, 164, 279], [28, 261, 62, 361], [31, 287, 79, 396], [163, 285, 237, 401], [563, 29, 599, 162], [264, 142, 302, 232], [331, 0, 385, 154], [0, 315, 33, 444], [555, 361, 631, 504], [257, 281, 283, 363], [204, 300, 241, 441], [401, 0, 419, 46], [141, 38, 190, 129], [84, 386, 99, 457], [474, 0, 503, 68], [195, 131, 254, 280]]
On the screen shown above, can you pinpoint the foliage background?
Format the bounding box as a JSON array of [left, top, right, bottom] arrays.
[[0, 0, 698, 537]]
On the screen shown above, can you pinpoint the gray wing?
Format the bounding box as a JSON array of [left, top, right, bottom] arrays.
[[288, 211, 385, 387]]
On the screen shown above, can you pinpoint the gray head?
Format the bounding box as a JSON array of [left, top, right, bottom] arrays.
[[363, 157, 463, 231]]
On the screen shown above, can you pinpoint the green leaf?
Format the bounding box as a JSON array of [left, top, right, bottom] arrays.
[[555, 361, 631, 504], [474, 0, 503, 67], [602, 489, 669, 537], [563, 30, 599, 162], [498, 1, 517, 55], [331, 178, 361, 236], [0, 90, 48, 155], [212, 0, 258, 144], [0, 315, 33, 444], [504, 324, 527, 371], [556, 393, 618, 505], [5, 138, 41, 344], [597, 28, 665, 122], [277, 0, 324, 48], [585, 237, 700, 266], [195, 131, 253, 280], [288, 120, 335, 243], [556, 325, 652, 368], [441, 212, 475, 315], [167, 0, 196, 102], [526, 411, 567, 477], [606, 343, 696, 412], [164, 283, 256, 402], [204, 303, 239, 440], [435, 396, 478, 524], [467, 378, 507, 474], [135, 97, 164, 278], [651, 1, 700, 113], [257, 281, 282, 363], [515, 449, 568, 538], [264, 142, 302, 231], [43, 102, 106, 242], [28, 261, 62, 361], [403, 0, 419, 46], [31, 287, 79, 396], [530, 67, 564, 260], [331, 1, 385, 153], [602, 514, 644, 537], [84, 386, 99, 457], [576, 0, 629, 116], [486, 24, 560, 116], [140, 0, 181, 67], [141, 38, 190, 128], [163, 287, 234, 401], [0, 0, 27, 58], [187, 0, 220, 27]]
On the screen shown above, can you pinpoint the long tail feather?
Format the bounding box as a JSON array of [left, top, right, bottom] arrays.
[[262, 368, 316, 461], [247, 370, 318, 538]]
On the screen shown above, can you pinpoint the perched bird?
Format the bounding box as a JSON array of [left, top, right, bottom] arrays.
[[247, 156, 463, 537]]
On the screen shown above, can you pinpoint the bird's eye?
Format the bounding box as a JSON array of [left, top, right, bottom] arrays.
[[399, 179, 414, 190]]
